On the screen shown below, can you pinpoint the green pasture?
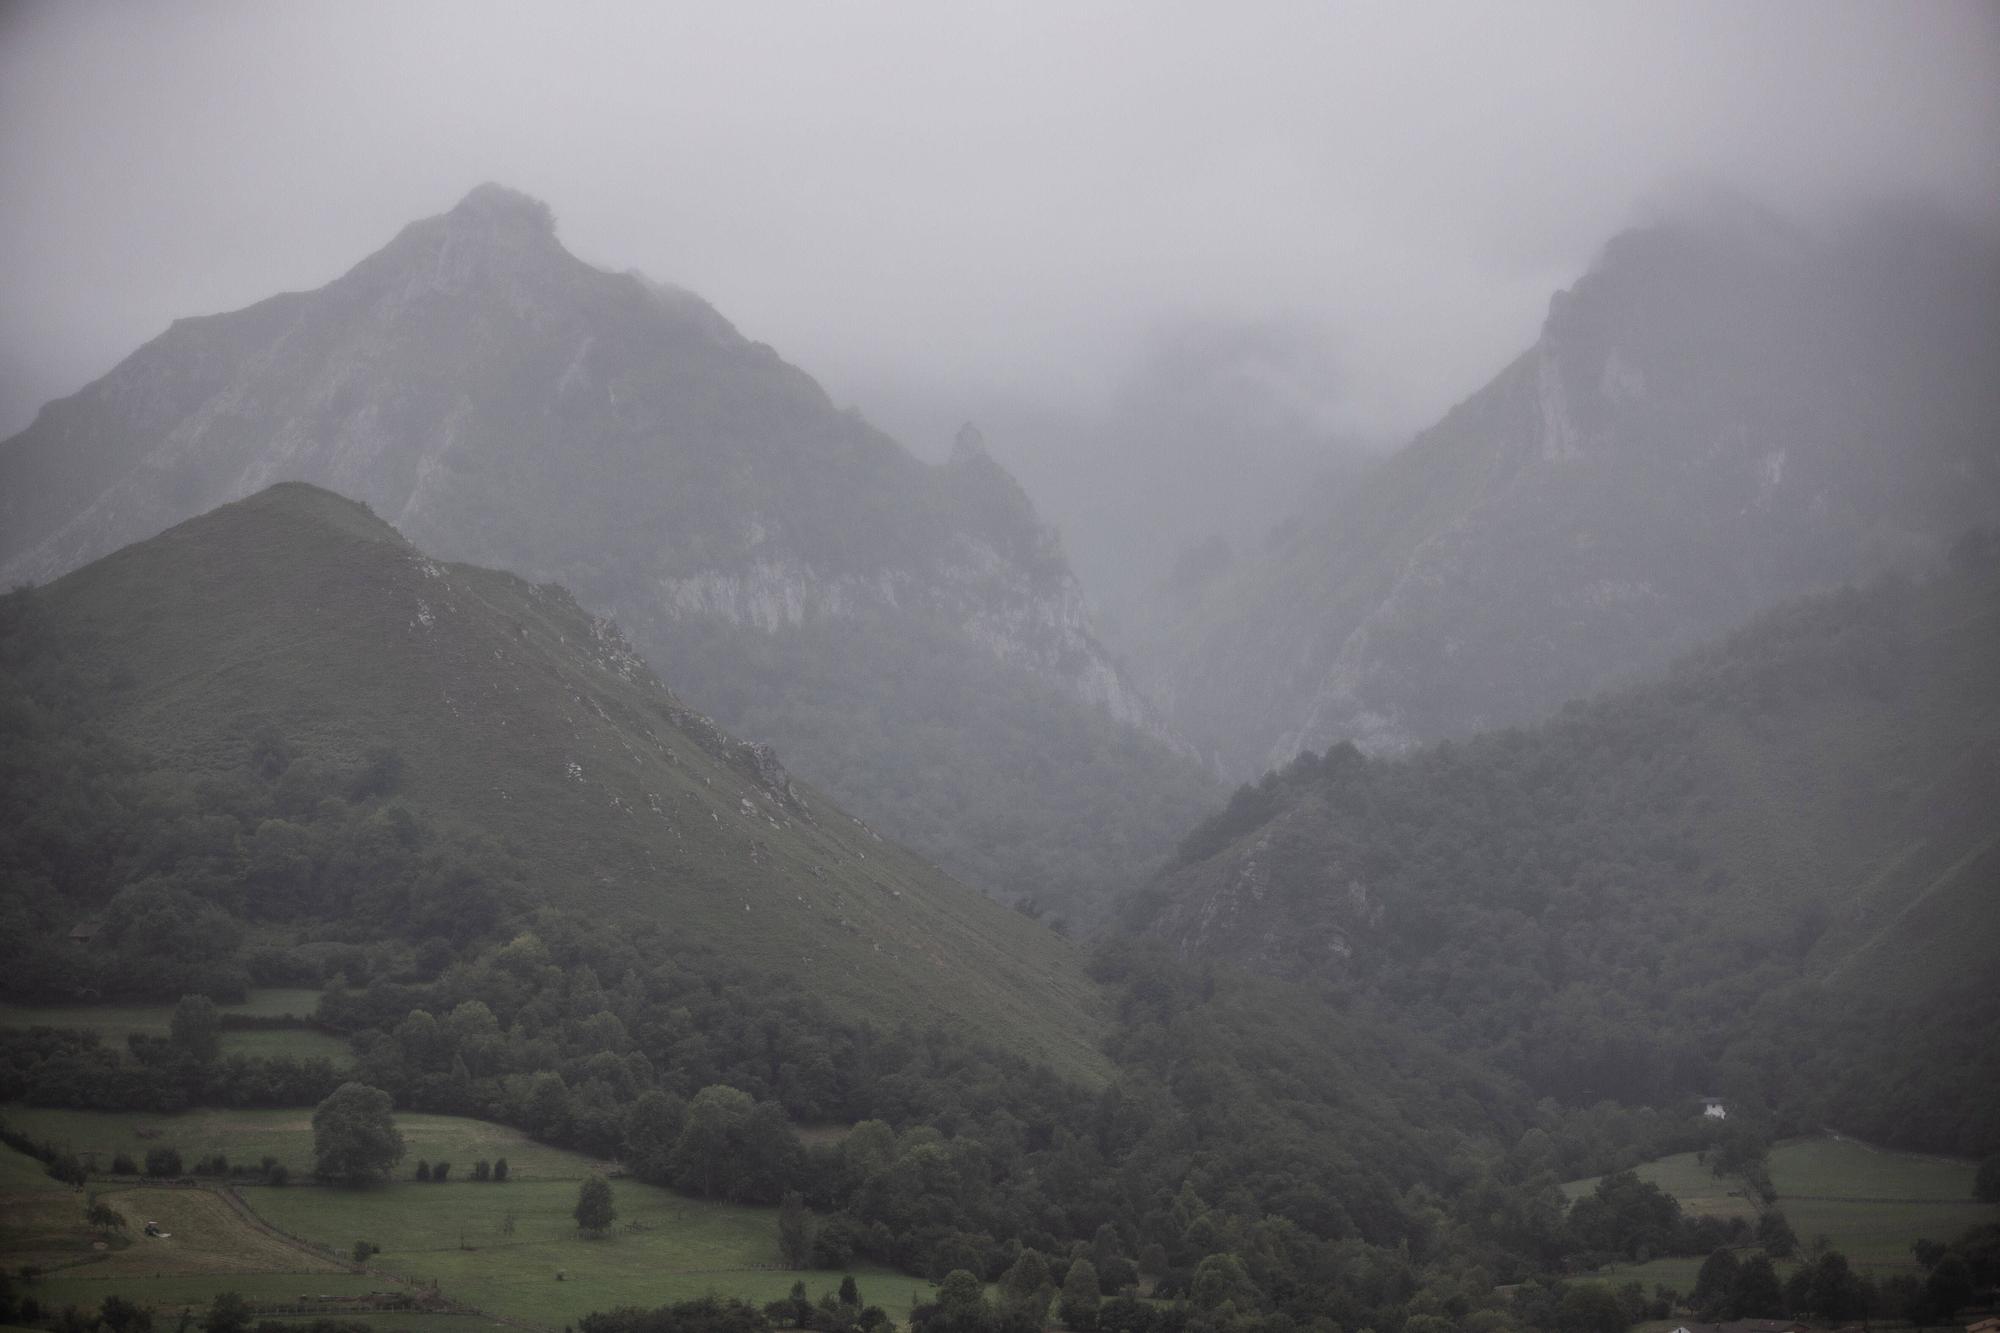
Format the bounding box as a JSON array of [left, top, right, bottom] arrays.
[[32, 1273, 388, 1316], [1, 1106, 606, 1180], [3, 1106, 926, 1329], [0, 990, 346, 1065], [1567, 1133, 1999, 1278], [1570, 1256, 1707, 1293], [1562, 1148, 1757, 1222], [0, 989, 325, 1033], [263, 1316, 520, 1333], [0, 1139, 55, 1190], [1768, 1134, 1976, 1199], [252, 1176, 923, 1325]]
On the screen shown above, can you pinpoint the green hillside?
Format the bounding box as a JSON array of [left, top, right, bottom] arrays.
[[0, 484, 1106, 1082], [1131, 541, 2000, 1151]]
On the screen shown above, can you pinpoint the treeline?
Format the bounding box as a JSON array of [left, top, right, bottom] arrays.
[[1684, 1220, 2000, 1326], [0, 1025, 345, 1113], [308, 915, 1749, 1323]]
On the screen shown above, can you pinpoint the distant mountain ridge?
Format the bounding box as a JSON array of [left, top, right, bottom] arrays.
[[0, 184, 1215, 911], [1142, 204, 2000, 776]]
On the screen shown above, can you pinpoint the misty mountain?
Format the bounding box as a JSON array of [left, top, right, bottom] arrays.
[[1128, 540, 2000, 1151], [0, 483, 1112, 1079], [0, 185, 1215, 914], [1142, 204, 2000, 776], [859, 314, 1381, 640]]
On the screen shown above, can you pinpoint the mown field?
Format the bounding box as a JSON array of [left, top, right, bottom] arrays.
[[0, 990, 349, 1066], [1563, 1132, 1998, 1284], [1, 1107, 925, 1331]]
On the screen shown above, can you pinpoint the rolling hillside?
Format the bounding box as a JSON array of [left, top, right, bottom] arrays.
[[0, 483, 1109, 1081]]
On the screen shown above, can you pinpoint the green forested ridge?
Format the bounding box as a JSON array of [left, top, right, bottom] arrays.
[[0, 483, 1107, 1082], [1134, 537, 2000, 1153]]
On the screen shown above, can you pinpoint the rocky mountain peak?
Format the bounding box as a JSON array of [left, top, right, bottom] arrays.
[[447, 182, 559, 239], [369, 182, 569, 296], [950, 421, 989, 463]]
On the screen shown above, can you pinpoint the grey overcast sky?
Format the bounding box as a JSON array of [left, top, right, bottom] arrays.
[[2, 0, 1997, 447]]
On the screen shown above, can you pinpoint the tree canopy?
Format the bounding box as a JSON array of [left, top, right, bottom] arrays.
[[311, 1081, 405, 1183]]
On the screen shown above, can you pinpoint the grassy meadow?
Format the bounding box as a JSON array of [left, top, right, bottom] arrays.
[[253, 1173, 923, 1329], [2, 1106, 925, 1331], [1564, 1133, 1999, 1283], [1770, 1136, 1997, 1268], [1, 1106, 602, 1181], [0, 990, 349, 1067]]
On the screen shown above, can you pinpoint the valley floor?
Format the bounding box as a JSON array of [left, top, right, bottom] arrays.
[[6, 1102, 1998, 1333], [0, 1108, 923, 1332]]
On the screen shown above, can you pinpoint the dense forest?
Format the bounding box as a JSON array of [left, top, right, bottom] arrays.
[[1134, 537, 2000, 1156]]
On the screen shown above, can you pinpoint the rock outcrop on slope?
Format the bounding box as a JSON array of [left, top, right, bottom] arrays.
[[1142, 204, 2000, 776]]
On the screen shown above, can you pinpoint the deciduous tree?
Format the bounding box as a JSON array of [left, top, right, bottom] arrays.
[[312, 1082, 405, 1183], [575, 1173, 616, 1235]]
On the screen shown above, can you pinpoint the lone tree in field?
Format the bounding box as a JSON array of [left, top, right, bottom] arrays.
[[204, 1291, 252, 1333], [777, 1190, 814, 1269], [170, 994, 222, 1063], [312, 1082, 405, 1184], [574, 1174, 615, 1235]]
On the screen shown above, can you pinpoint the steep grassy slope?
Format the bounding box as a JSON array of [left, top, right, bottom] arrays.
[[1141, 206, 2000, 776], [1129, 543, 2000, 1148], [0, 484, 1108, 1081], [0, 185, 1215, 920]]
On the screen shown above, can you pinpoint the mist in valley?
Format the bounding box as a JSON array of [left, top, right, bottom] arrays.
[[2, 6, 1998, 1333]]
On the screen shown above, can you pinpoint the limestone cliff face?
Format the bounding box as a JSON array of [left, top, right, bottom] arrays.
[[0, 185, 1210, 908], [1144, 206, 2000, 778], [0, 185, 1154, 731]]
